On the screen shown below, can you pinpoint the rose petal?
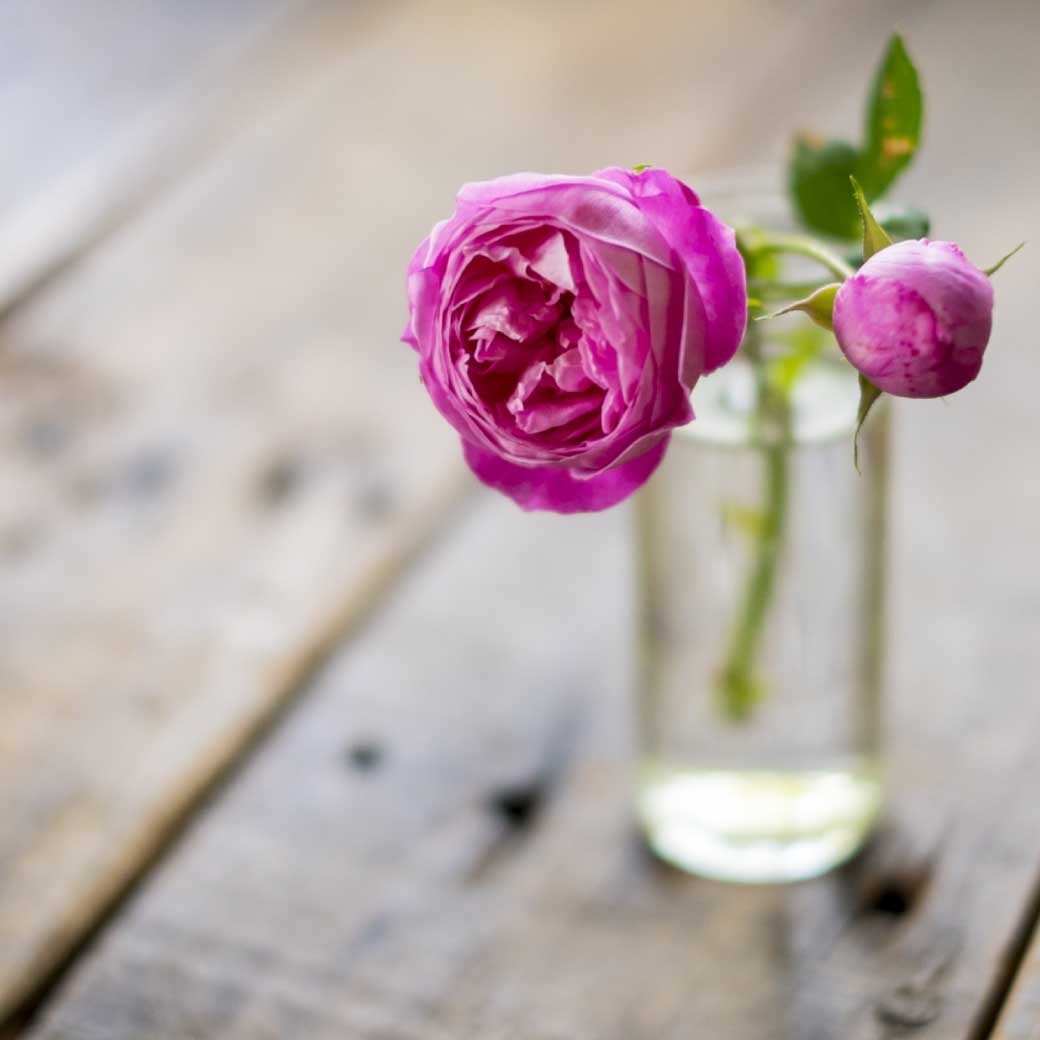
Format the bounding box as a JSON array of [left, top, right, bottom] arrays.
[[616, 171, 747, 376], [405, 168, 748, 509], [456, 175, 675, 268], [462, 436, 668, 513]]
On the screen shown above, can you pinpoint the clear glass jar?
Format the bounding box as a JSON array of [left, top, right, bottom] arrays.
[[634, 332, 887, 883]]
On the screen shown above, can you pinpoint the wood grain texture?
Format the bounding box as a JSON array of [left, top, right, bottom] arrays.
[[9, 0, 1040, 1036], [0, 0, 388, 312], [20, 369, 1040, 1040], [0, 1, 471, 1025], [21, 497, 805, 1040]]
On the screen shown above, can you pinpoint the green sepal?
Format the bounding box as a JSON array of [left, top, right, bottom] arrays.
[[854, 375, 883, 472], [983, 241, 1026, 277], [760, 282, 840, 331], [859, 34, 924, 198], [632, 163, 653, 173], [844, 203, 932, 267], [850, 176, 892, 261], [788, 137, 861, 240]]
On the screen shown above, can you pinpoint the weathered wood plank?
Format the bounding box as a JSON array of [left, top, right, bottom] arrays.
[[22, 495, 760, 1040], [0, 2, 471, 1025], [0, 0, 382, 312], [0, 0, 283, 308], [14, 0, 1040, 1037]]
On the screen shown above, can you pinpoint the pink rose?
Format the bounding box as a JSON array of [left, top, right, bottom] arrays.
[[403, 168, 747, 512], [832, 239, 993, 398]]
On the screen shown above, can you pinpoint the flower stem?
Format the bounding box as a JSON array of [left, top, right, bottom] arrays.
[[752, 231, 855, 281], [748, 278, 832, 301], [715, 323, 792, 721]]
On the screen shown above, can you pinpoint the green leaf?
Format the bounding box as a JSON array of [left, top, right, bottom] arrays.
[[859, 34, 923, 198], [876, 203, 930, 242], [632, 163, 653, 173], [788, 137, 862, 239], [850, 176, 892, 261], [854, 374, 883, 472], [983, 241, 1026, 277], [761, 282, 840, 331]]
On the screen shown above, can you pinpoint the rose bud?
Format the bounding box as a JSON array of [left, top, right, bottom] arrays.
[[832, 239, 993, 398], [403, 168, 746, 512]]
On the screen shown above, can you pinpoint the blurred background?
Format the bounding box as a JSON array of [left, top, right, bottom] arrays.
[[1, 2, 1038, 1038]]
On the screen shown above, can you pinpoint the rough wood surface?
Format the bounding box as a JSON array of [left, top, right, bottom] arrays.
[[0, 0, 322, 311], [21, 376, 1040, 1040], [0, 2, 471, 1025], [7, 0, 1040, 1037], [21, 497, 798, 1040]]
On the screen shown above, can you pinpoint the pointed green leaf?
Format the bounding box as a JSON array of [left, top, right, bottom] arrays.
[[762, 282, 840, 331], [859, 34, 923, 198], [854, 375, 883, 472], [850, 176, 892, 261], [841, 203, 930, 268], [632, 163, 653, 173], [983, 241, 1026, 277], [788, 137, 862, 240]]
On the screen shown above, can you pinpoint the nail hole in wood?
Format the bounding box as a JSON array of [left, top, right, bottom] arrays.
[[345, 741, 384, 772], [489, 783, 543, 830], [858, 861, 932, 920], [869, 883, 911, 917]]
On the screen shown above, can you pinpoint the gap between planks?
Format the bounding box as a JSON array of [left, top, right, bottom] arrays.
[[0, 0, 467, 1024], [0, 473, 473, 1037]]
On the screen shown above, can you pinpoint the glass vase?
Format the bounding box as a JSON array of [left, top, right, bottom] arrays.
[[634, 341, 887, 884]]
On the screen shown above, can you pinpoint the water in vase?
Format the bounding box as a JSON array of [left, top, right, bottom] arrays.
[[635, 350, 886, 883]]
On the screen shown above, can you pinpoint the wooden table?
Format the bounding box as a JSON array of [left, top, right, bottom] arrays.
[[2, 2, 1039, 1037]]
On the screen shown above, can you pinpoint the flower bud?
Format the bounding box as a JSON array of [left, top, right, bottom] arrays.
[[832, 239, 993, 398]]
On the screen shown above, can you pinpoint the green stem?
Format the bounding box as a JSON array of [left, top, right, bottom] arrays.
[[752, 231, 855, 281], [748, 278, 833, 301], [715, 325, 792, 721]]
